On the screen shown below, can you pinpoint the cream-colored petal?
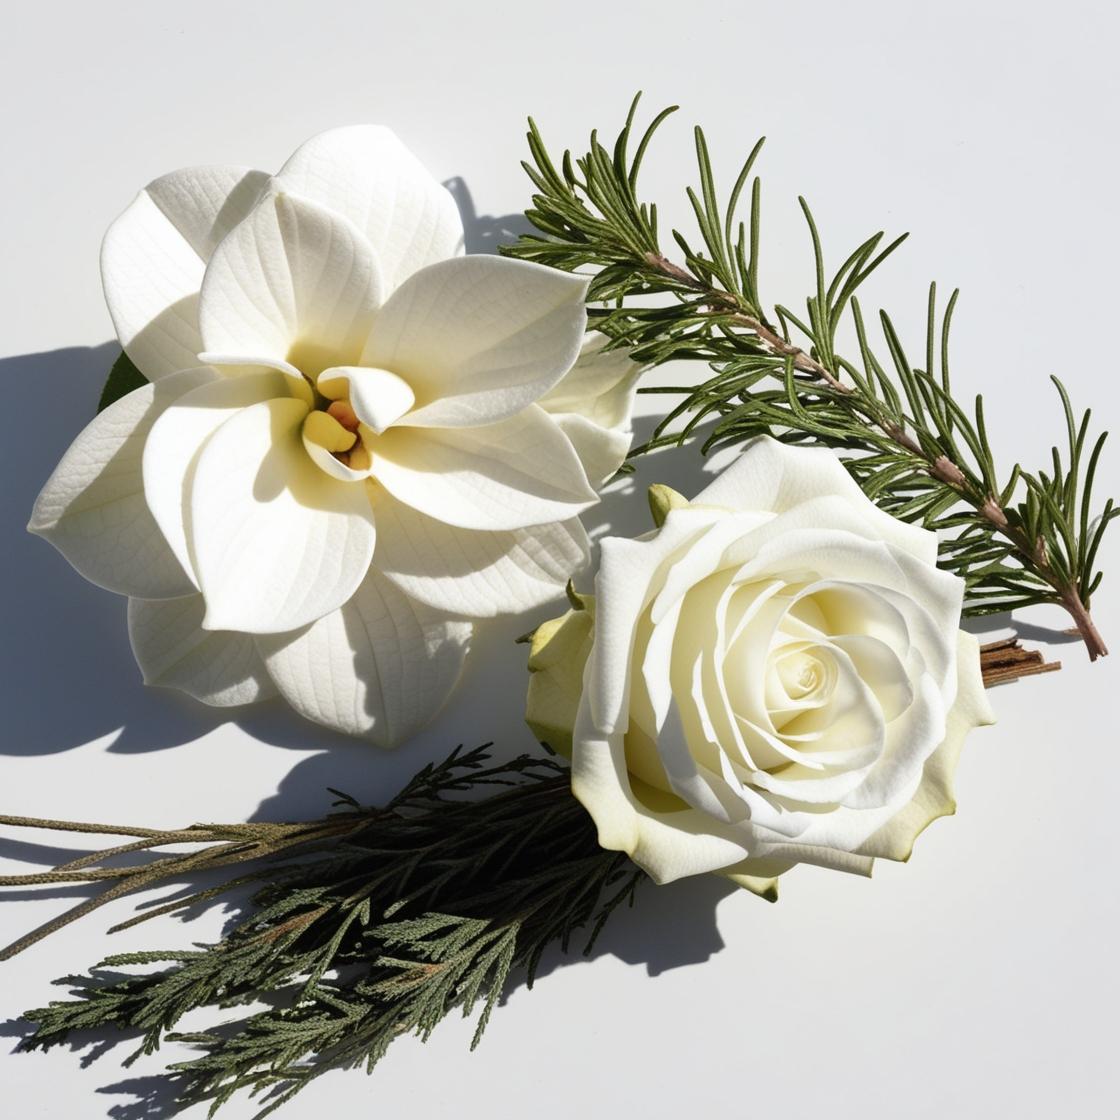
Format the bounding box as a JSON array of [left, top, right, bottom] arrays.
[[694, 436, 938, 566], [539, 332, 641, 428], [571, 714, 757, 885], [549, 412, 633, 489], [274, 125, 464, 291], [143, 370, 291, 586], [257, 568, 471, 746], [856, 631, 995, 861], [372, 492, 589, 617], [28, 368, 215, 598], [371, 405, 598, 531], [318, 366, 415, 433], [101, 166, 269, 380], [363, 256, 589, 428], [587, 508, 725, 734], [188, 397, 376, 634], [718, 855, 796, 901], [198, 192, 383, 373], [128, 594, 277, 707]]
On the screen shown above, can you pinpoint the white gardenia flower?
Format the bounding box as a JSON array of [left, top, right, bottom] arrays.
[[525, 437, 994, 898], [29, 127, 639, 745]]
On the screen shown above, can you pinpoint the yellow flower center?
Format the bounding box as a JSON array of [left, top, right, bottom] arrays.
[[282, 347, 414, 477]]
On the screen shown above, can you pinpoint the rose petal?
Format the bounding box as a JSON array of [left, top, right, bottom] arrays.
[[588, 507, 725, 734], [856, 632, 994, 859], [694, 436, 938, 566], [571, 706, 755, 885]]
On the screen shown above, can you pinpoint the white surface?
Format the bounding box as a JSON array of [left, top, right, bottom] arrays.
[[1, 2, 1118, 1117]]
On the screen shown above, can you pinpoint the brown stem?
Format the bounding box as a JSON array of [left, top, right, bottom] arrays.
[[642, 252, 1107, 659], [0, 814, 372, 960], [1059, 587, 1109, 660], [979, 637, 1062, 686]]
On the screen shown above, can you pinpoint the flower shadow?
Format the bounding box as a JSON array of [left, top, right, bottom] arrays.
[[444, 177, 535, 255], [0, 185, 739, 1117], [0, 345, 209, 756]]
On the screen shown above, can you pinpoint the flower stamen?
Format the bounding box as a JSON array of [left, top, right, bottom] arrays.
[[303, 410, 357, 454], [327, 400, 360, 432]]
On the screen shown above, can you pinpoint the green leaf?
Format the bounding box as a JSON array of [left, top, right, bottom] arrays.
[[508, 97, 1114, 652], [96, 350, 148, 414]]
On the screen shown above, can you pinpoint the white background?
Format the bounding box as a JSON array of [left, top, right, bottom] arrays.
[[2, 1, 1118, 1117]]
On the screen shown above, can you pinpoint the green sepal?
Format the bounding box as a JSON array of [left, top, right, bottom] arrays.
[[96, 350, 148, 414], [524, 594, 595, 758], [648, 483, 689, 527]]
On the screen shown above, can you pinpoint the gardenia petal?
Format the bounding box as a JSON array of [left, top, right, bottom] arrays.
[[102, 166, 269, 379], [256, 567, 471, 746], [188, 397, 377, 634], [548, 414, 634, 490], [143, 370, 292, 586], [319, 366, 415, 434], [363, 256, 589, 428], [198, 192, 383, 374], [434, 328, 640, 486], [274, 125, 464, 292], [371, 492, 590, 617], [128, 594, 277, 707], [371, 405, 598, 531], [539, 332, 642, 426], [28, 369, 215, 599]]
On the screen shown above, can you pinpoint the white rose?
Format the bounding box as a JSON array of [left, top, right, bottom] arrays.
[[29, 127, 637, 745], [527, 437, 994, 898]]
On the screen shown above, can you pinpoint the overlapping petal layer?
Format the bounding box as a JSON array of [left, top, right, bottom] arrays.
[[372, 493, 589, 617], [198, 193, 383, 374], [274, 125, 464, 291], [552, 438, 995, 892], [365, 257, 590, 428], [539, 333, 641, 485], [257, 567, 471, 745], [189, 398, 377, 634], [29, 369, 215, 598], [128, 594, 277, 707], [35, 125, 635, 748], [101, 166, 270, 379], [370, 406, 598, 530]]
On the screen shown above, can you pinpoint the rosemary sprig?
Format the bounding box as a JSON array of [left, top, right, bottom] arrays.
[[0, 644, 1048, 1113], [2, 747, 642, 1118], [504, 95, 1116, 659]]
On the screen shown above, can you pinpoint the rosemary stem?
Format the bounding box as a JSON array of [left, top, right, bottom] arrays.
[[641, 251, 1108, 658]]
